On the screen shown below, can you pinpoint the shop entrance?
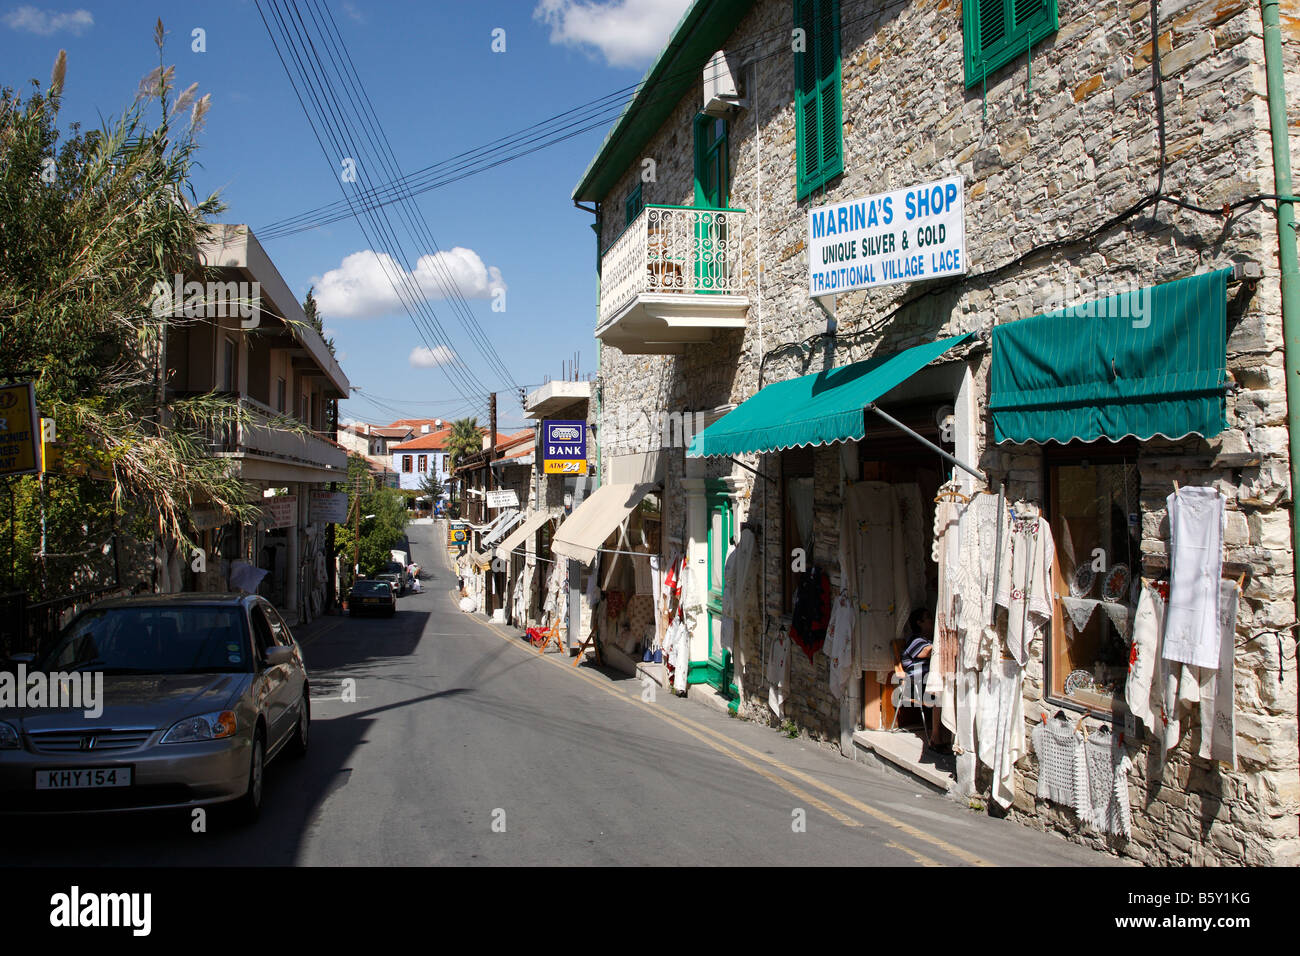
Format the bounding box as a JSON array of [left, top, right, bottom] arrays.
[[692, 482, 736, 695], [856, 400, 948, 735]]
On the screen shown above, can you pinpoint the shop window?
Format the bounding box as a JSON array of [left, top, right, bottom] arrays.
[[793, 0, 842, 200], [782, 448, 815, 611], [963, 0, 1058, 89], [1045, 444, 1140, 713]]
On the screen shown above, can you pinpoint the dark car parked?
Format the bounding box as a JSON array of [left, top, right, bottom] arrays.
[[349, 579, 396, 617]]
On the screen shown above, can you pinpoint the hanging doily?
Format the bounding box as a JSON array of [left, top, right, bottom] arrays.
[[1060, 596, 1099, 634]]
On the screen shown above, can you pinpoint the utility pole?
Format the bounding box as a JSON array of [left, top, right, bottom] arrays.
[[350, 471, 364, 581], [488, 392, 497, 493]]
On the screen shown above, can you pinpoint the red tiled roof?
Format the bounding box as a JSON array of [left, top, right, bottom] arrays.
[[391, 427, 452, 451], [371, 426, 414, 439]]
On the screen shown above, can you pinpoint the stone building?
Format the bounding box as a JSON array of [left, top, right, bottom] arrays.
[[571, 0, 1300, 864]]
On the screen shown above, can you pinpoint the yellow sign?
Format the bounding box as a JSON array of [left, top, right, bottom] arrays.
[[544, 459, 587, 475], [448, 523, 468, 544], [0, 382, 40, 477]]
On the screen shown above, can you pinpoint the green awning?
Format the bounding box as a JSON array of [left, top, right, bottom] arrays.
[[686, 332, 976, 458], [990, 268, 1231, 444]]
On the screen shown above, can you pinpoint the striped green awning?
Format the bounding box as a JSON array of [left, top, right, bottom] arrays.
[[686, 332, 975, 458], [990, 268, 1231, 444]]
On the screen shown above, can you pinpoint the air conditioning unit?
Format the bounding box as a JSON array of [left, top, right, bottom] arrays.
[[703, 50, 745, 115]]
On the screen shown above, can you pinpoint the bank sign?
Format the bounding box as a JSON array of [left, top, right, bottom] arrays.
[[807, 175, 966, 296], [542, 419, 587, 476]]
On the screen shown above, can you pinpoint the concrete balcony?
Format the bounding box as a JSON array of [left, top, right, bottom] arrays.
[[203, 395, 348, 483], [596, 205, 749, 355]]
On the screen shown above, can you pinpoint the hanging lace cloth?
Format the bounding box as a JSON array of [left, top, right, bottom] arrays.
[[1059, 596, 1098, 635], [1099, 601, 1134, 641], [1032, 715, 1087, 808], [931, 490, 964, 678], [995, 501, 1056, 666], [1082, 731, 1132, 840]]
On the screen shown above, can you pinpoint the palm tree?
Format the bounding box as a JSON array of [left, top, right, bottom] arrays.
[[445, 417, 481, 509]]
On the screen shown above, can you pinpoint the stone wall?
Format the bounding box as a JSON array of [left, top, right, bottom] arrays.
[[593, 0, 1299, 864]]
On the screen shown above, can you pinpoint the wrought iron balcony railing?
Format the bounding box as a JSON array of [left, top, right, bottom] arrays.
[[598, 205, 748, 327]]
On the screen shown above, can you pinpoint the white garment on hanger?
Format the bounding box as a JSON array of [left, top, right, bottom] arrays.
[[895, 483, 928, 608], [767, 629, 790, 718], [826, 593, 855, 700], [994, 503, 1056, 666], [1162, 486, 1226, 668], [839, 481, 910, 671], [976, 657, 1025, 810], [1126, 586, 1166, 732], [1194, 580, 1240, 767], [952, 493, 999, 668]]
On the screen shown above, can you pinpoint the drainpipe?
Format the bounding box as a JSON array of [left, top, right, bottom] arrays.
[[1261, 0, 1300, 602]]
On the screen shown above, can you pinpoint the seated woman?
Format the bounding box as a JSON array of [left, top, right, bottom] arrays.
[[899, 608, 947, 752]]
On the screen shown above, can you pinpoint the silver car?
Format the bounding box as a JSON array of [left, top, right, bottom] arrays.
[[0, 593, 309, 820]]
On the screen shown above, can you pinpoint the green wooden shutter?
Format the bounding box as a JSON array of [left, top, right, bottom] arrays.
[[624, 183, 643, 226], [795, 0, 842, 201], [964, 0, 1057, 88]]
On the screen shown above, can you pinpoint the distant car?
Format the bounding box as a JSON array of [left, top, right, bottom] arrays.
[[350, 579, 396, 617], [375, 572, 403, 598], [0, 593, 310, 820]]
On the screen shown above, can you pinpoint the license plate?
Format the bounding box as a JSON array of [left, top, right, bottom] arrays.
[[35, 767, 132, 790], [365, 598, 383, 604]]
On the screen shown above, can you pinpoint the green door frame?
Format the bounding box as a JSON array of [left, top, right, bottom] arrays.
[[688, 481, 738, 704], [692, 113, 729, 294]]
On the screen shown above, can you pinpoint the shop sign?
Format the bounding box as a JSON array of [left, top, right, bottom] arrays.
[[486, 489, 519, 509], [448, 522, 468, 544], [309, 490, 349, 524], [542, 419, 587, 475], [0, 382, 40, 478], [262, 495, 297, 530], [807, 175, 966, 296], [190, 508, 225, 532]]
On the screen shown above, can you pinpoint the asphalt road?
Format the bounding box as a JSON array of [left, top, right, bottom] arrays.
[[1, 521, 1113, 867]]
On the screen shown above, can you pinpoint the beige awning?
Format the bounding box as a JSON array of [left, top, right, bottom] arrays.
[[550, 482, 656, 566], [493, 509, 558, 562]]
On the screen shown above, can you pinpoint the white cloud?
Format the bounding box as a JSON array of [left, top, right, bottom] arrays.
[[340, 1, 365, 23], [409, 345, 457, 368], [311, 247, 506, 320], [2, 6, 93, 35], [534, 0, 690, 68]]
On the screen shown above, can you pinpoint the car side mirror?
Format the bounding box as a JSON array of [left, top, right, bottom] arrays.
[[264, 646, 294, 667]]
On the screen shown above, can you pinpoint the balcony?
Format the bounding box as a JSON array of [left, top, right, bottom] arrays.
[[597, 205, 749, 355], [200, 395, 348, 483]]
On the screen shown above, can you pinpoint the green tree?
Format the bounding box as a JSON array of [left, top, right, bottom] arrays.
[[0, 27, 307, 597], [302, 286, 335, 357], [444, 417, 480, 508], [334, 454, 408, 586]]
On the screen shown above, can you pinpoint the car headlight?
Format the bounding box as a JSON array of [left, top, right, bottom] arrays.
[[160, 710, 237, 744], [0, 721, 19, 750]]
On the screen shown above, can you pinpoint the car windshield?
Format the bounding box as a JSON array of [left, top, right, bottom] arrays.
[[35, 605, 252, 674], [352, 581, 390, 595]]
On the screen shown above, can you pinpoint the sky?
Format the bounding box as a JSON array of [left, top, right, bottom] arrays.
[[0, 0, 693, 430]]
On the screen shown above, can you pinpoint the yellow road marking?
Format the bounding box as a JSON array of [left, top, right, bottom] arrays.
[[457, 607, 994, 865]]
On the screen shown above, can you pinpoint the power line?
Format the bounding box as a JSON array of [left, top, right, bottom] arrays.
[[256, 0, 491, 405], [307, 0, 518, 391]]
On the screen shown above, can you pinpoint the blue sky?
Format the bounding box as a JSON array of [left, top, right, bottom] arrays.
[[0, 0, 692, 430]]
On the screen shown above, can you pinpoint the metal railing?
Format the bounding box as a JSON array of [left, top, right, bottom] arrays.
[[598, 204, 748, 326], [184, 393, 346, 473]]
